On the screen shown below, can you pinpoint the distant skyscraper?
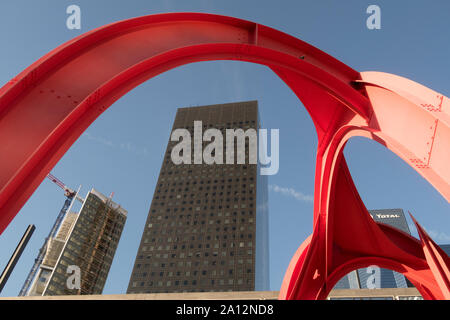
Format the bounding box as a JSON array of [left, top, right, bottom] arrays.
[[25, 189, 127, 296], [369, 209, 410, 234], [127, 101, 269, 293], [440, 244, 450, 257], [334, 208, 411, 290]]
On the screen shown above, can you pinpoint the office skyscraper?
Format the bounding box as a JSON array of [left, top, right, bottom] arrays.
[[439, 244, 450, 257], [25, 189, 127, 296], [334, 208, 412, 289], [127, 101, 269, 293]]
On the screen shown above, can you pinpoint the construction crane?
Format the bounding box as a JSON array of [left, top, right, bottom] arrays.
[[47, 173, 84, 204], [18, 173, 82, 296], [47, 173, 75, 198]]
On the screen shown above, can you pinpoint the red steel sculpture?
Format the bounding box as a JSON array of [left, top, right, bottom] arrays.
[[0, 13, 448, 299]]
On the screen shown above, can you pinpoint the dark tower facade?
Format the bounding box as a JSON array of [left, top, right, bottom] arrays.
[[127, 101, 269, 293]]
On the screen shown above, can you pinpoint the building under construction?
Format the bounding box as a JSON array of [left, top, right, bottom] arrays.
[[20, 180, 127, 296]]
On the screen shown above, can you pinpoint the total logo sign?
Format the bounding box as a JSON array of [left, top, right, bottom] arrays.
[[370, 214, 401, 219]]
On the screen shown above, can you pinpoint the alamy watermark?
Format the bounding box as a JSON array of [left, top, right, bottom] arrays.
[[66, 265, 81, 290], [170, 121, 279, 175], [366, 5, 381, 30], [366, 265, 381, 289], [66, 5, 81, 30]]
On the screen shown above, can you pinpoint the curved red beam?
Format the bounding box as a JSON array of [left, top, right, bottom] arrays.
[[0, 13, 448, 299]]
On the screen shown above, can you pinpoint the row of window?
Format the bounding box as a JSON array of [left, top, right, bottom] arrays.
[[135, 265, 253, 276], [147, 219, 254, 232], [175, 120, 256, 127], [158, 177, 254, 187], [156, 184, 256, 194], [138, 249, 253, 261], [133, 257, 254, 270], [151, 204, 255, 213], [141, 241, 253, 250], [172, 120, 257, 131], [134, 262, 253, 275], [144, 231, 253, 241], [132, 277, 253, 288], [150, 209, 254, 218], [140, 226, 254, 243]]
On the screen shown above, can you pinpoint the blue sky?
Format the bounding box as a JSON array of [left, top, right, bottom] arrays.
[[0, 0, 449, 296]]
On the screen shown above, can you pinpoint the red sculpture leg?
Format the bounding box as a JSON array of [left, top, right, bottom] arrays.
[[410, 214, 450, 299], [280, 153, 449, 300]]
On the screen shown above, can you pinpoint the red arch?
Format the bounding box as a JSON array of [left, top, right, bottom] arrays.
[[0, 13, 448, 299]]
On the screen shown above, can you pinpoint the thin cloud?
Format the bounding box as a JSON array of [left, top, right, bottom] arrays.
[[119, 142, 149, 156], [425, 229, 450, 243], [83, 132, 115, 147], [82, 132, 149, 156], [269, 184, 313, 203], [407, 223, 450, 244]]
